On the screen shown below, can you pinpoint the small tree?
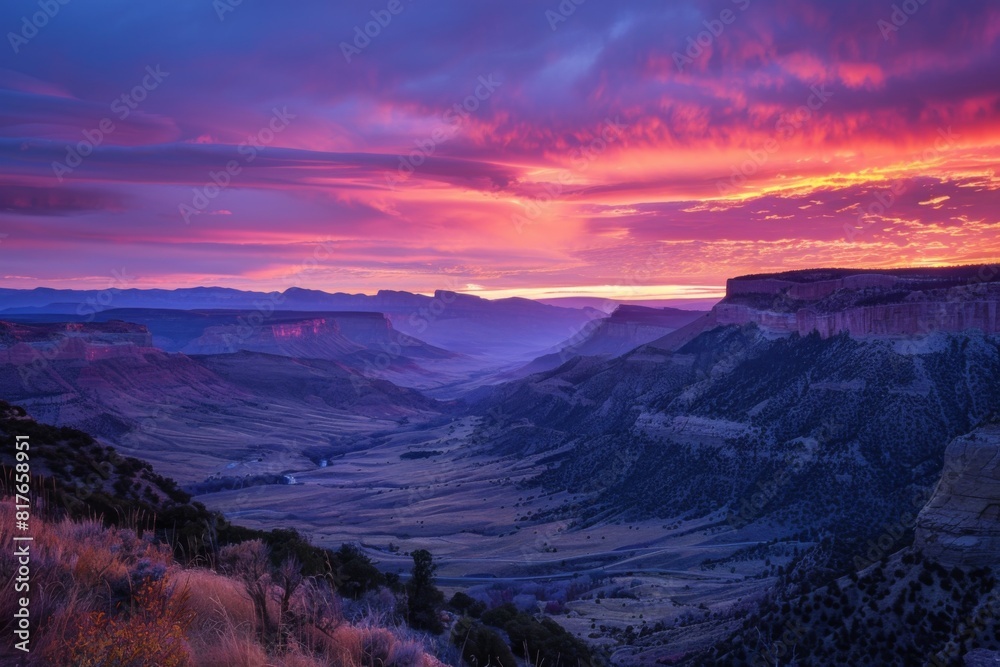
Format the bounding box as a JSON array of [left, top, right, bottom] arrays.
[[407, 549, 444, 633]]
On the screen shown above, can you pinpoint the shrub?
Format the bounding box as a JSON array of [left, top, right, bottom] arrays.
[[452, 617, 517, 667], [448, 592, 486, 618], [47, 578, 194, 667]]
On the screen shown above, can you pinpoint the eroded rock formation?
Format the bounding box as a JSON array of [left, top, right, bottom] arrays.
[[915, 423, 1000, 567], [0, 320, 154, 363], [717, 266, 1000, 337]]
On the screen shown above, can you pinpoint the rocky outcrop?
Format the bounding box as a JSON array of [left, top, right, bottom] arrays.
[[717, 298, 1000, 337], [965, 649, 1000, 667], [914, 423, 1000, 567], [180, 312, 454, 361], [0, 320, 154, 363], [715, 303, 798, 334], [182, 317, 364, 358], [717, 266, 1000, 338], [726, 273, 901, 300], [798, 300, 999, 337]]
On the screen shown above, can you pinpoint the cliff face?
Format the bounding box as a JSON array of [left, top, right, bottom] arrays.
[[725, 273, 902, 300], [0, 320, 154, 363], [180, 312, 454, 361], [716, 266, 1000, 337], [914, 423, 1000, 567], [182, 317, 364, 358], [715, 303, 799, 333]]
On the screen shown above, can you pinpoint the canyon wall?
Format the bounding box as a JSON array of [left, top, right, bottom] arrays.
[[717, 300, 1000, 337], [718, 270, 1000, 338], [182, 317, 364, 357], [914, 424, 1000, 568], [0, 321, 155, 363]]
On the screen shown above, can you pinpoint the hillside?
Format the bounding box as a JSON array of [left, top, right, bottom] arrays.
[[472, 320, 1000, 562], [0, 401, 450, 666], [0, 324, 448, 483], [509, 306, 708, 378], [0, 401, 610, 667], [706, 421, 1000, 666]]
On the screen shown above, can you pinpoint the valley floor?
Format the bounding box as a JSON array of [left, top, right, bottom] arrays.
[[199, 416, 797, 663]]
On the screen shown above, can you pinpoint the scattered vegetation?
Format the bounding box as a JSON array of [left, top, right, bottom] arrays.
[[708, 549, 1000, 666], [0, 400, 604, 666], [478, 603, 596, 666], [0, 499, 447, 666]]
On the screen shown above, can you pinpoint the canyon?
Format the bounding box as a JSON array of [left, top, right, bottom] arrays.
[[2, 265, 1000, 664]]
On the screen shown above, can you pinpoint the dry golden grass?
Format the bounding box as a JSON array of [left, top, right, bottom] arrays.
[[175, 568, 257, 644], [273, 651, 328, 667], [1, 500, 443, 667], [193, 627, 269, 667]]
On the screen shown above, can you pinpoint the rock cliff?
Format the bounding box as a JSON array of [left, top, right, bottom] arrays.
[[914, 422, 1000, 567], [180, 312, 454, 362], [717, 265, 1000, 337], [0, 320, 154, 363], [181, 316, 364, 358]]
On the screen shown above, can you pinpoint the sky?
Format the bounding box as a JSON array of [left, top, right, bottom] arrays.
[[0, 0, 998, 302]]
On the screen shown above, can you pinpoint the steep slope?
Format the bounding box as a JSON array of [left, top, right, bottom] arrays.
[[510, 306, 708, 377], [474, 325, 1000, 539], [914, 422, 1000, 567], [559, 305, 708, 358], [706, 421, 1000, 667], [529, 305, 707, 372]]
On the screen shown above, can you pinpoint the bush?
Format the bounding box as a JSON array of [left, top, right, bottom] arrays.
[[481, 603, 596, 667], [448, 592, 486, 618], [481, 603, 518, 628], [332, 544, 386, 599], [452, 617, 517, 667]]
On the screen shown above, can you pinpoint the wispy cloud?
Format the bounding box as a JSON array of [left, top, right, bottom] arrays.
[[0, 0, 998, 293]]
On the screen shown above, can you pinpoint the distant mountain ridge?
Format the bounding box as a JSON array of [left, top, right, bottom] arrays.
[[0, 286, 603, 359], [507, 304, 708, 378], [564, 305, 708, 357]]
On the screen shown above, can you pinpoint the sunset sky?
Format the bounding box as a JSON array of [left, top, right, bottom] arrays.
[[0, 0, 998, 301]]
